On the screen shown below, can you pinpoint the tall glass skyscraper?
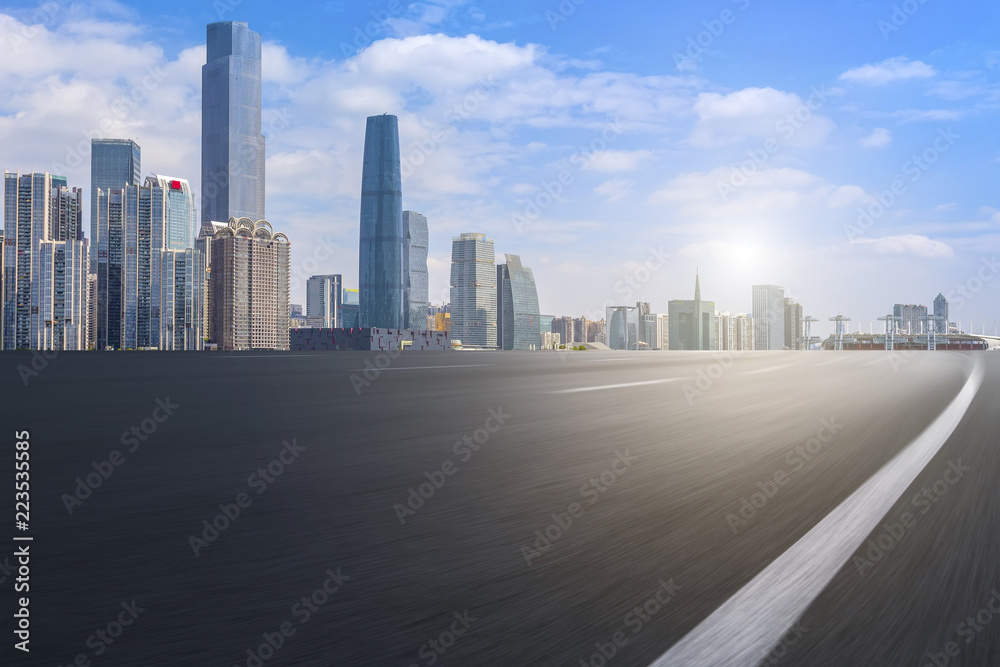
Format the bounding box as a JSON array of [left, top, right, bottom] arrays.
[[90, 139, 140, 271], [403, 211, 428, 329], [148, 174, 196, 250], [933, 293, 949, 334], [752, 284, 786, 350], [450, 233, 496, 349], [359, 114, 404, 329], [202, 21, 265, 224], [497, 254, 541, 350]]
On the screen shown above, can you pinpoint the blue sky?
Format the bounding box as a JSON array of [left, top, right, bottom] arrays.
[[2, 0, 1000, 335]]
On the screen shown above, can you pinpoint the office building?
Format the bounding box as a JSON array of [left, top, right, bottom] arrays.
[[733, 313, 754, 351], [90, 139, 140, 271], [53, 184, 84, 242], [209, 218, 289, 350], [933, 293, 949, 334], [149, 174, 197, 250], [202, 22, 265, 224], [573, 317, 589, 344], [34, 240, 89, 350], [637, 303, 659, 350], [403, 211, 429, 329], [496, 253, 542, 350], [669, 272, 716, 350], [340, 288, 360, 328], [784, 297, 803, 350], [359, 114, 405, 329], [893, 303, 928, 335], [752, 284, 786, 350], [450, 232, 496, 348], [160, 248, 205, 350], [552, 316, 575, 347], [87, 274, 97, 350], [306, 274, 343, 329]]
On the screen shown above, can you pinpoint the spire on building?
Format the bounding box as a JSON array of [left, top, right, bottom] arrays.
[[695, 268, 701, 301]]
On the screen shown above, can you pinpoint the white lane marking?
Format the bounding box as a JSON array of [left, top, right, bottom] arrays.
[[739, 364, 795, 375], [650, 362, 984, 667], [347, 365, 488, 372], [551, 379, 680, 394]]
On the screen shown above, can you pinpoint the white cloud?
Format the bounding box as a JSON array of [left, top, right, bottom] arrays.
[[689, 87, 834, 148], [839, 57, 936, 86], [595, 178, 633, 201], [850, 234, 953, 258], [860, 127, 892, 148], [583, 149, 652, 172]]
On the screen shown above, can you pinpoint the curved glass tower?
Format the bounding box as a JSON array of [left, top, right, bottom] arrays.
[[202, 21, 265, 225], [359, 114, 405, 329], [497, 254, 541, 350]]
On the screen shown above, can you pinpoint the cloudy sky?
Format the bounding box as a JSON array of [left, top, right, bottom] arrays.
[[2, 0, 1000, 336]]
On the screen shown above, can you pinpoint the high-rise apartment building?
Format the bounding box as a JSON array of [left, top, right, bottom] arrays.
[[450, 232, 496, 348], [160, 248, 205, 350], [202, 22, 265, 224], [209, 218, 289, 350], [669, 272, 716, 350], [784, 297, 803, 350], [553, 316, 575, 347], [306, 274, 343, 328], [149, 174, 196, 250], [933, 293, 949, 334], [3, 172, 89, 350], [496, 253, 541, 350], [90, 139, 140, 271], [403, 211, 428, 329], [752, 284, 786, 350], [893, 303, 928, 335], [359, 114, 405, 329]]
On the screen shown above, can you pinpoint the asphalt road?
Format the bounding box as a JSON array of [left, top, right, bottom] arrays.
[[0, 349, 997, 666]]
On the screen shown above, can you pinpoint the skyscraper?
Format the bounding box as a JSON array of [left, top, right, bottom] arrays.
[[496, 253, 541, 350], [450, 232, 496, 348], [359, 114, 404, 329], [933, 293, 949, 334], [752, 284, 786, 350], [202, 21, 265, 224], [160, 248, 205, 350], [403, 211, 429, 329], [209, 218, 289, 350], [669, 272, 716, 350], [306, 274, 342, 328], [893, 303, 928, 335], [149, 174, 197, 250], [3, 172, 89, 350], [90, 139, 140, 271], [784, 297, 803, 350]]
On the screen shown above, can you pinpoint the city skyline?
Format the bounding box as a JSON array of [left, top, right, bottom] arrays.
[[1, 3, 999, 338]]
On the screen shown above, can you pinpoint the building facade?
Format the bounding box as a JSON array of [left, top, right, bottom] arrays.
[[209, 218, 289, 350], [933, 293, 949, 334], [160, 248, 205, 350], [450, 232, 496, 348], [149, 174, 196, 250], [202, 22, 265, 225], [306, 274, 343, 329], [893, 303, 928, 335], [784, 297, 803, 350], [669, 273, 716, 350], [33, 240, 89, 350], [403, 211, 428, 329], [359, 114, 405, 329], [90, 139, 140, 272], [752, 284, 786, 350], [496, 253, 541, 350]]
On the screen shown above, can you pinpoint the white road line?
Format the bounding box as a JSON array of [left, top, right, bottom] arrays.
[[551, 379, 680, 394], [649, 361, 983, 667], [347, 365, 488, 372], [739, 364, 795, 375]]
